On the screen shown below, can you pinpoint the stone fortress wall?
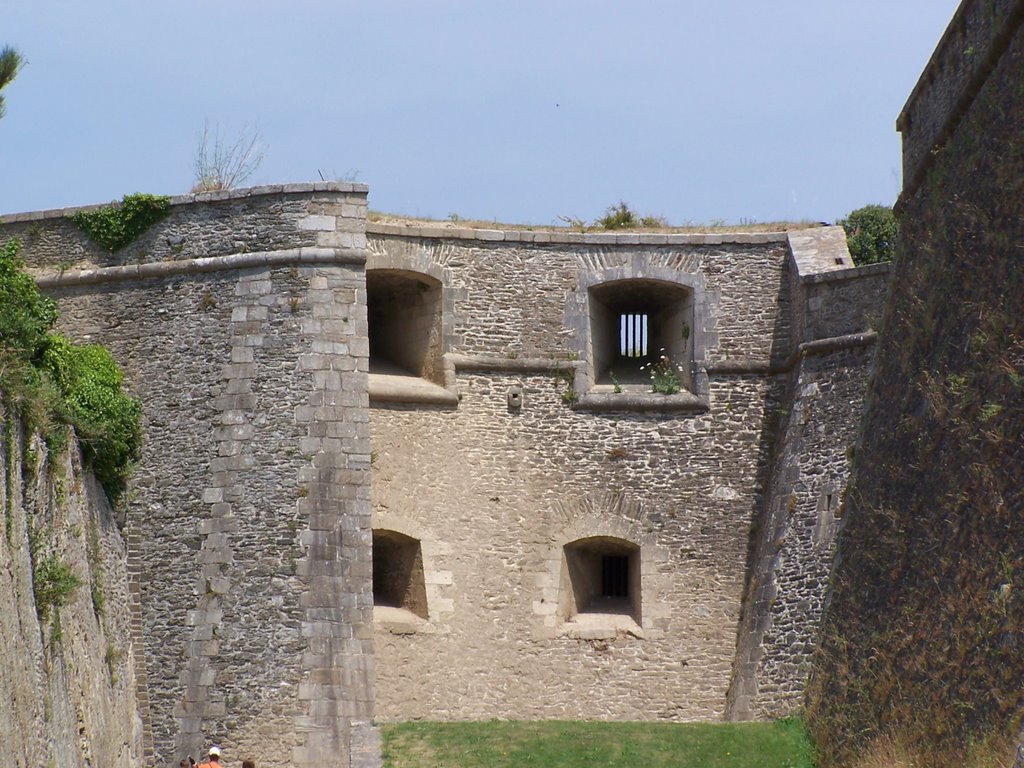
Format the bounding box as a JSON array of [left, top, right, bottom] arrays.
[[808, 0, 1024, 763], [1, 184, 887, 764], [2, 184, 377, 768], [363, 220, 888, 722], [1, 412, 142, 768]]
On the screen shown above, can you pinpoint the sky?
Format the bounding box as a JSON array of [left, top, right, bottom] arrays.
[[1, 1, 962, 226]]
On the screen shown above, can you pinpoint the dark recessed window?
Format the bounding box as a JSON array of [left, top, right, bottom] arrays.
[[367, 269, 443, 384], [563, 536, 641, 623], [602, 554, 630, 598], [372, 529, 428, 620]]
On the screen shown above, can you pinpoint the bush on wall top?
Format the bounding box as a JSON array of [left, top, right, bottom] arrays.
[[69, 193, 171, 252]]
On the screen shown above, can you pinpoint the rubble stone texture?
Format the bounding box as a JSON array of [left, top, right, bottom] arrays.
[[0, 182, 886, 766]]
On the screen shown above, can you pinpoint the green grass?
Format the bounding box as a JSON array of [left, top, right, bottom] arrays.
[[381, 718, 817, 768]]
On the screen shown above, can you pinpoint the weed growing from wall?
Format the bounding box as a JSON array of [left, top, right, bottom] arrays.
[[0, 238, 57, 354], [41, 337, 142, 500], [596, 201, 668, 229], [87, 513, 105, 617], [3, 416, 13, 543], [33, 553, 81, 623], [642, 353, 684, 394], [192, 121, 264, 192], [69, 193, 171, 252]]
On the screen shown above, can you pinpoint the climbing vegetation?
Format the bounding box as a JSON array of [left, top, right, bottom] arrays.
[[33, 553, 81, 623], [42, 337, 142, 498], [0, 238, 141, 500], [69, 193, 171, 252]]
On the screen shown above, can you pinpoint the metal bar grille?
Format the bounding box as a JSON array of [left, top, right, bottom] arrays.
[[619, 313, 648, 357]]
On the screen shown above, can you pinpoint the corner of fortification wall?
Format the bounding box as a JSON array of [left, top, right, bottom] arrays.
[[726, 226, 891, 721], [1, 182, 377, 768]]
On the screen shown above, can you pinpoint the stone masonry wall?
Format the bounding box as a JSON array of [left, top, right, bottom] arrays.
[[726, 255, 890, 721], [0, 183, 895, 752], [896, 0, 1023, 193], [0, 411, 142, 768], [726, 345, 874, 720], [1, 184, 376, 768], [808, 5, 1024, 765], [364, 225, 881, 722]]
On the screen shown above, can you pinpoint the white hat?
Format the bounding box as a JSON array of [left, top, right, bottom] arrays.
[[209, 747, 221, 758]]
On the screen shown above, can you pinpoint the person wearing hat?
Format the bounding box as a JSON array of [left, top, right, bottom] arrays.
[[197, 746, 222, 768]]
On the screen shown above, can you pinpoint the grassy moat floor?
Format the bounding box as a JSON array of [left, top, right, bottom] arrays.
[[380, 718, 816, 768]]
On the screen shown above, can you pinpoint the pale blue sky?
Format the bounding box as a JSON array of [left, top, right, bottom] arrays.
[[2, 1, 960, 225]]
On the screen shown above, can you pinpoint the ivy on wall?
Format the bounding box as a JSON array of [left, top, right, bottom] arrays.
[[69, 193, 171, 252]]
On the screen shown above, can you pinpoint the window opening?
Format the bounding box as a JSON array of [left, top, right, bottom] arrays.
[[619, 313, 648, 358], [602, 555, 629, 597], [588, 279, 693, 388], [372, 529, 429, 620], [367, 269, 444, 385], [562, 536, 641, 624]]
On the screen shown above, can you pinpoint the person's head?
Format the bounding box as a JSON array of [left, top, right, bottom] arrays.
[[208, 747, 222, 763], [180, 761, 189, 768], [242, 761, 255, 768]]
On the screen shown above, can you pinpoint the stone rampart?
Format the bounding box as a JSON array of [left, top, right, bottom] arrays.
[[808, 3, 1024, 764], [726, 248, 889, 721], [0, 411, 142, 767], [897, 0, 1024, 200], [364, 224, 883, 723], [1, 184, 376, 768], [0, 185, 893, 759]]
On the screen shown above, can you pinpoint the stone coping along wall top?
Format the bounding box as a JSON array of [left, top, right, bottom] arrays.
[[0, 181, 369, 221], [787, 226, 855, 278], [367, 220, 790, 246]]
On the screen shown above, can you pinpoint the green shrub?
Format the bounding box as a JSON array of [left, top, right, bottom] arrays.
[[0, 238, 57, 358], [1, 238, 142, 500], [33, 554, 81, 622], [596, 202, 669, 230], [42, 336, 142, 499], [69, 193, 171, 252], [839, 204, 899, 265], [597, 201, 639, 229]]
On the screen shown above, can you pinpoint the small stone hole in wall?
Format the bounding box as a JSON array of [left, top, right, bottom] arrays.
[[813, 487, 838, 549], [507, 387, 523, 410]]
